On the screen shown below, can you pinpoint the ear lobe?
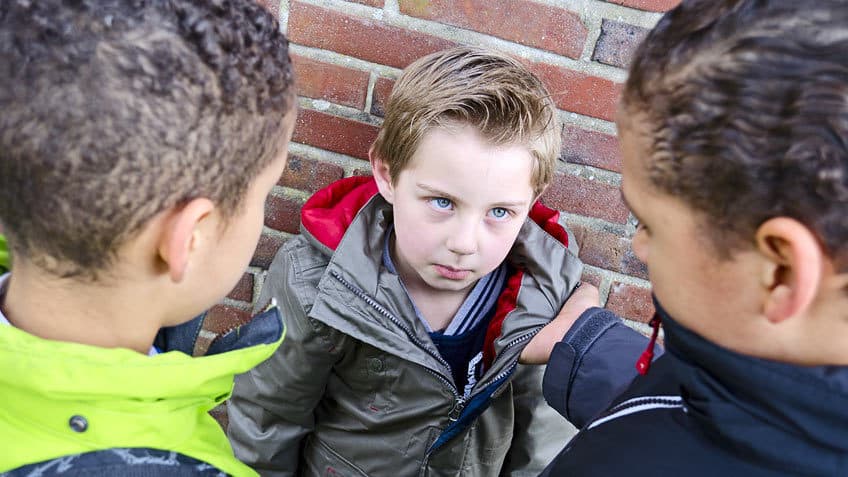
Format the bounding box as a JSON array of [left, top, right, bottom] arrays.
[[756, 217, 823, 323], [158, 198, 215, 283], [369, 146, 395, 204]]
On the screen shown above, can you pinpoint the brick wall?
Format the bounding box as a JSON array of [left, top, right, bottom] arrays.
[[211, 0, 681, 340]]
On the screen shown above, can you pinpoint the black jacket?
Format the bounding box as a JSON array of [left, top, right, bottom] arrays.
[[541, 304, 848, 476]]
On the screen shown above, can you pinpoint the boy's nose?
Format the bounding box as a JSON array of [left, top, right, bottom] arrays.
[[446, 220, 478, 255]]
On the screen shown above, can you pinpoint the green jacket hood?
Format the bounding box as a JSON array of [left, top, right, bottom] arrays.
[[0, 234, 9, 272], [0, 307, 285, 476]]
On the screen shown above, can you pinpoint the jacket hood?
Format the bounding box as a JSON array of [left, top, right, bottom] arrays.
[[0, 307, 284, 476], [659, 302, 848, 474], [300, 176, 571, 252]]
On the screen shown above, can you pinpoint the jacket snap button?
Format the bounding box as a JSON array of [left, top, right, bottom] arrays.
[[368, 358, 384, 373], [69, 415, 88, 433]]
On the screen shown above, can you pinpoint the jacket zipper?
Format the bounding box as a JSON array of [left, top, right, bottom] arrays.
[[330, 270, 463, 410]]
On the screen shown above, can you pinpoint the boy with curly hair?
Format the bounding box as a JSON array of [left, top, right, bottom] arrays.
[[536, 1, 848, 475], [0, 1, 295, 475]]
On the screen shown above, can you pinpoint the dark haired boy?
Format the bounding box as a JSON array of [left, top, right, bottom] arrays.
[[535, 0, 848, 475], [0, 1, 295, 475]]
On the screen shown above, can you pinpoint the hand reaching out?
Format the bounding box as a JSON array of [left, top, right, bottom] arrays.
[[519, 282, 600, 365]]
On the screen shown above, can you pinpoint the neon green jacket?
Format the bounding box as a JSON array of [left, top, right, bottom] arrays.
[[0, 234, 9, 272], [0, 308, 285, 476]]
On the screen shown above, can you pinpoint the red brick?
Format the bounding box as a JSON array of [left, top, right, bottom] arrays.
[[566, 222, 647, 279], [399, 0, 586, 59], [347, 0, 384, 6], [288, 1, 456, 70], [280, 154, 345, 192], [265, 195, 305, 234], [562, 125, 622, 172], [256, 0, 280, 18], [580, 269, 603, 289], [251, 233, 288, 269], [370, 77, 395, 117], [541, 173, 629, 224], [292, 55, 369, 109], [532, 62, 623, 122], [210, 403, 228, 430], [292, 109, 379, 160], [196, 304, 253, 355], [606, 281, 654, 323], [226, 273, 254, 303], [603, 0, 680, 12], [592, 19, 650, 70]]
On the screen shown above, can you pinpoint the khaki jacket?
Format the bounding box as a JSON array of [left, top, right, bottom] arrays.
[[228, 177, 583, 476]]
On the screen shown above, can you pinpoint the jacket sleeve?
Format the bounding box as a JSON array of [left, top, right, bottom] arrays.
[[542, 307, 662, 428], [227, 242, 344, 477], [500, 363, 577, 476]]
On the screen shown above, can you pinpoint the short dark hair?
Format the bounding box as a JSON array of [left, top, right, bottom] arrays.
[[623, 0, 848, 265], [0, 0, 295, 278]]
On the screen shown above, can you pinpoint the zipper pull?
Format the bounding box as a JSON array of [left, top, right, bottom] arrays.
[[636, 314, 662, 375], [449, 397, 466, 421]]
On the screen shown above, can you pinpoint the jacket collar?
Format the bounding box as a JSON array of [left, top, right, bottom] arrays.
[[659, 302, 848, 472], [0, 306, 284, 475]]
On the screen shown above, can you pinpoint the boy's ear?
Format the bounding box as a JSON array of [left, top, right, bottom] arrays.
[[369, 146, 395, 204], [755, 217, 823, 323], [158, 198, 215, 283]]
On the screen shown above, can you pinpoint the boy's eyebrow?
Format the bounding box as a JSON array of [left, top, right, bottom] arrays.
[[417, 183, 530, 208]]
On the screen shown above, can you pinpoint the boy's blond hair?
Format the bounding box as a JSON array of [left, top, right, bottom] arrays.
[[372, 46, 561, 197]]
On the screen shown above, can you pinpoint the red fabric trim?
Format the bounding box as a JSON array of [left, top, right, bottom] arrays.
[[528, 201, 569, 248], [483, 269, 524, 369], [300, 176, 379, 250]]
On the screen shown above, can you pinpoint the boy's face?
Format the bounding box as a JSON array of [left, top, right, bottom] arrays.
[[619, 118, 765, 351], [378, 123, 536, 296]]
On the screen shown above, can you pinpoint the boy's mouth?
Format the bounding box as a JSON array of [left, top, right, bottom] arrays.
[[434, 264, 471, 280]]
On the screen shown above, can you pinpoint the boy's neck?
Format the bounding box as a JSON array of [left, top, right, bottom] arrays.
[[404, 282, 474, 332], [1, 264, 162, 354]]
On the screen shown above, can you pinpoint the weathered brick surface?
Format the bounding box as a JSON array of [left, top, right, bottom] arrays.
[[251, 234, 287, 269], [226, 273, 255, 303], [370, 77, 395, 117], [606, 281, 654, 323], [603, 0, 680, 12], [399, 0, 587, 59], [265, 195, 305, 234], [567, 222, 647, 279], [581, 269, 603, 289], [256, 0, 279, 17], [541, 173, 630, 224], [347, 0, 384, 6], [593, 19, 650, 69], [280, 154, 346, 193], [562, 125, 622, 172], [292, 55, 370, 109], [292, 109, 379, 160], [288, 1, 456, 70], [531, 62, 623, 121]]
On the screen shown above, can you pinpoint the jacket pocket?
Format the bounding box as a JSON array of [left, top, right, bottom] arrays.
[[302, 436, 370, 477]]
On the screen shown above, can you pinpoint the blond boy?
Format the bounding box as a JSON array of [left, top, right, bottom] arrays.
[[228, 46, 583, 476]]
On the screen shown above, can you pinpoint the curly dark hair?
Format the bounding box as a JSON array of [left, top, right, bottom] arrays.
[[0, 0, 294, 278], [622, 0, 848, 265]]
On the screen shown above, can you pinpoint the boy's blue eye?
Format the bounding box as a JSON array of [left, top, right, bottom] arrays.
[[430, 197, 453, 210], [490, 207, 509, 220]]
